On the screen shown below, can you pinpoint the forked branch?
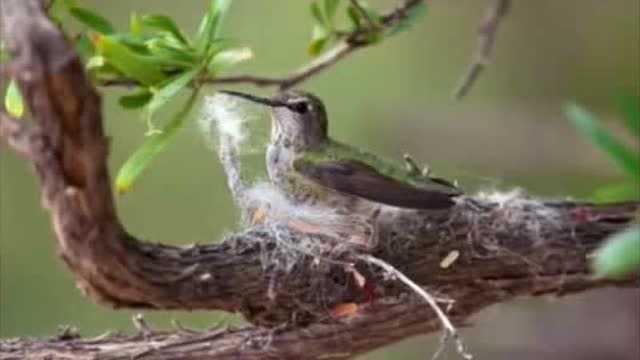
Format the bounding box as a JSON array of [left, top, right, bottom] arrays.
[[0, 1, 637, 359]]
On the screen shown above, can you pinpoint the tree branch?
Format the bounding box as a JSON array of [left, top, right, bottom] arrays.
[[453, 0, 511, 99], [0, 1, 638, 359], [99, 0, 426, 90]]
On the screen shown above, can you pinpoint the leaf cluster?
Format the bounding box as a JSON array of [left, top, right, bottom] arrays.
[[65, 0, 251, 193], [307, 0, 427, 56]]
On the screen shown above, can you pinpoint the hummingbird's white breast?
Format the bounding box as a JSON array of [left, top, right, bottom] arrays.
[[266, 142, 294, 187]]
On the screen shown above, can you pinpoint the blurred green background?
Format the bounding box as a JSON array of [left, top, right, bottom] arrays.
[[1, 1, 639, 358]]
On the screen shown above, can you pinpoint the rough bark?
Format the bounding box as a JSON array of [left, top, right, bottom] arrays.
[[0, 1, 638, 359]]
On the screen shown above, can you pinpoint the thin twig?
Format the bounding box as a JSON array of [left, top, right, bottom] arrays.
[[206, 41, 356, 91], [98, 0, 425, 91], [453, 0, 511, 100], [171, 319, 200, 335], [358, 254, 473, 360]]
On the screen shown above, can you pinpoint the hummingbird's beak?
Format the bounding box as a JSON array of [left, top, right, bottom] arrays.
[[219, 90, 287, 108]]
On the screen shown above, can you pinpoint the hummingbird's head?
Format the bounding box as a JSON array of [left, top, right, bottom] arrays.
[[270, 91, 328, 150], [219, 90, 328, 150]]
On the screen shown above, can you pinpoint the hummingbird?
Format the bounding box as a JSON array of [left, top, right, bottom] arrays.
[[220, 90, 461, 213]]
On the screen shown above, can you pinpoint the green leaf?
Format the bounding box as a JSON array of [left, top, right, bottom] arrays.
[[310, 2, 326, 26], [109, 33, 150, 55], [593, 225, 640, 279], [147, 65, 203, 125], [94, 34, 166, 86], [566, 103, 640, 182], [211, 0, 232, 36], [74, 34, 94, 60], [196, 13, 218, 53], [0, 42, 9, 64], [352, 1, 382, 25], [85, 55, 105, 70], [347, 5, 363, 30], [195, 0, 232, 53], [119, 90, 152, 109], [116, 91, 199, 194], [130, 12, 143, 35], [616, 94, 640, 138], [207, 47, 253, 75], [146, 38, 198, 67], [593, 182, 640, 203], [69, 6, 115, 34], [49, 0, 78, 26], [308, 26, 330, 56], [388, 1, 427, 36], [324, 0, 340, 24], [141, 15, 189, 45], [4, 80, 24, 118]]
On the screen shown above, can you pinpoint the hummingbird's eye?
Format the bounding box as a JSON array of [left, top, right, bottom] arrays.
[[289, 101, 310, 114]]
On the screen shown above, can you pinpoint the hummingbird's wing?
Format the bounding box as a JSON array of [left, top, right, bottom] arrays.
[[294, 159, 460, 209]]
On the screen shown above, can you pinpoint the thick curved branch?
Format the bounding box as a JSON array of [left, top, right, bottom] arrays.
[[0, 1, 638, 359], [0, 277, 624, 360]]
